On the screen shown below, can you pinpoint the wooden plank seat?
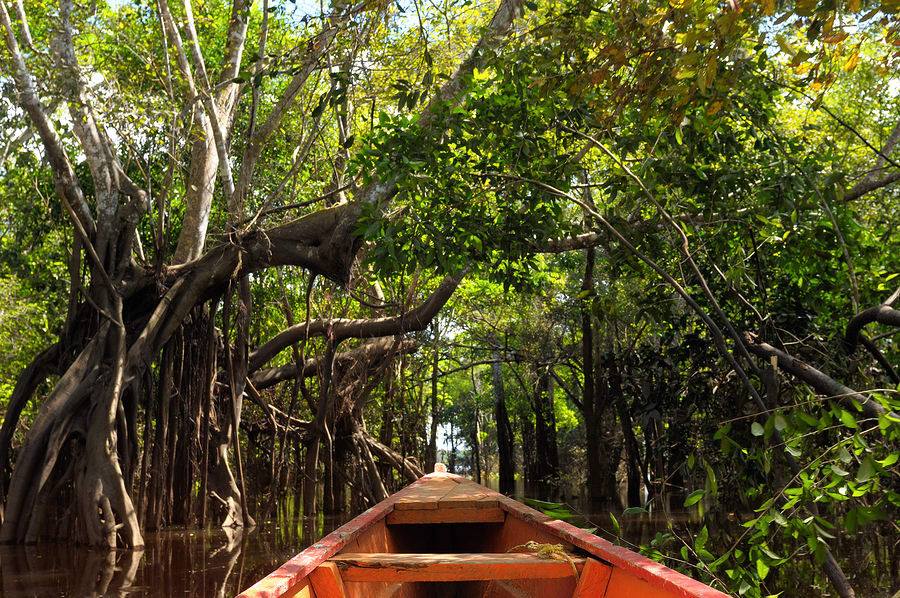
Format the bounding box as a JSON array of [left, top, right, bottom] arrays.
[[387, 478, 505, 524], [240, 473, 730, 598], [386, 506, 505, 524], [325, 552, 586, 582]]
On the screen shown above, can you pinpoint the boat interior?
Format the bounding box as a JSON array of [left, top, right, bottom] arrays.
[[288, 475, 659, 598]]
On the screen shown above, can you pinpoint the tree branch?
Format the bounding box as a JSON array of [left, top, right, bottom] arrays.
[[181, 0, 238, 218], [744, 334, 892, 422], [235, 26, 337, 206], [0, 0, 94, 235], [845, 171, 900, 201], [844, 303, 900, 353], [248, 269, 467, 371], [364, 436, 424, 482], [250, 338, 417, 390], [848, 118, 900, 199]]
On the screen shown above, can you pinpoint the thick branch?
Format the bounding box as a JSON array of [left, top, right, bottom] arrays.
[[844, 305, 900, 353], [364, 436, 424, 482], [52, 0, 148, 228], [744, 334, 891, 422], [235, 26, 336, 205], [845, 171, 900, 201], [858, 335, 900, 384], [0, 0, 94, 235], [847, 119, 900, 199], [250, 338, 417, 390], [182, 0, 237, 215], [11, 0, 31, 47], [539, 232, 606, 253], [248, 270, 466, 371], [0, 344, 60, 501]]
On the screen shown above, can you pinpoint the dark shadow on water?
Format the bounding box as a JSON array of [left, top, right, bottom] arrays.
[[0, 481, 674, 598], [0, 514, 350, 597]]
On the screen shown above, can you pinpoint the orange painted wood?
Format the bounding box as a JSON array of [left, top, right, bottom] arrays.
[[479, 578, 578, 598], [386, 506, 505, 524], [329, 552, 584, 582], [237, 475, 438, 597], [503, 504, 730, 598], [374, 582, 403, 598], [438, 481, 499, 509], [308, 563, 347, 598], [281, 579, 313, 598], [491, 580, 536, 598], [603, 566, 676, 598], [572, 558, 612, 598], [240, 472, 732, 598], [393, 479, 458, 510]]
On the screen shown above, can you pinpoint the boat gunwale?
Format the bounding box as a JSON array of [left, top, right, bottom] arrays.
[[234, 475, 435, 598], [236, 473, 732, 598], [492, 490, 731, 598]]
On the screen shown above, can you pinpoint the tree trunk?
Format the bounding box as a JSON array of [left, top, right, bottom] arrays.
[[520, 411, 538, 483], [471, 400, 482, 485], [534, 372, 558, 482], [581, 247, 606, 509], [425, 321, 440, 473], [491, 351, 515, 495], [611, 364, 641, 508]]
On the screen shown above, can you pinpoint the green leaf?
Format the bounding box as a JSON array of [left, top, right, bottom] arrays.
[[623, 506, 648, 515], [705, 462, 718, 496], [751, 422, 765, 436], [774, 414, 787, 431], [839, 446, 853, 463], [879, 453, 898, 467], [609, 512, 620, 536], [776, 33, 797, 56], [695, 525, 709, 549], [760, 545, 782, 560], [311, 94, 328, 118], [521, 498, 566, 509], [856, 457, 874, 482], [845, 509, 858, 532], [840, 409, 858, 429], [757, 559, 770, 579], [684, 489, 705, 507]]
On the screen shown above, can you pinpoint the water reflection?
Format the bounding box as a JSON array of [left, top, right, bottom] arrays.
[[0, 514, 349, 597], [0, 484, 701, 598]]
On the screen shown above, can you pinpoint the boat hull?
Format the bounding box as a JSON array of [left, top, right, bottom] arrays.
[[237, 473, 730, 598]]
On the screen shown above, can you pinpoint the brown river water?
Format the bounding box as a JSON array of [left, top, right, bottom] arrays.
[[0, 514, 351, 597], [0, 502, 685, 597], [3, 500, 885, 598]]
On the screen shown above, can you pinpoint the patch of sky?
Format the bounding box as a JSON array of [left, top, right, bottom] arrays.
[[106, 0, 332, 22]]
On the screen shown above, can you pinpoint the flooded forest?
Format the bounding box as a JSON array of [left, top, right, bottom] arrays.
[[0, 0, 898, 596]]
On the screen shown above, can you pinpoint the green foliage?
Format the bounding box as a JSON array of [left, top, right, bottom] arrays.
[[2, 0, 899, 593]]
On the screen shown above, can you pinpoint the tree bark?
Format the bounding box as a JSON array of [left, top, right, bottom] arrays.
[[581, 247, 605, 508], [0, 0, 524, 547], [425, 320, 440, 473], [534, 372, 558, 482], [491, 350, 515, 495]]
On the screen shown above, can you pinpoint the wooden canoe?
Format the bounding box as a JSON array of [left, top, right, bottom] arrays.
[[237, 472, 731, 598]]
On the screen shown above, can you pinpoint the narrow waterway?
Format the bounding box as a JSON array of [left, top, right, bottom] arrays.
[[0, 513, 351, 597], [0, 494, 700, 597]]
